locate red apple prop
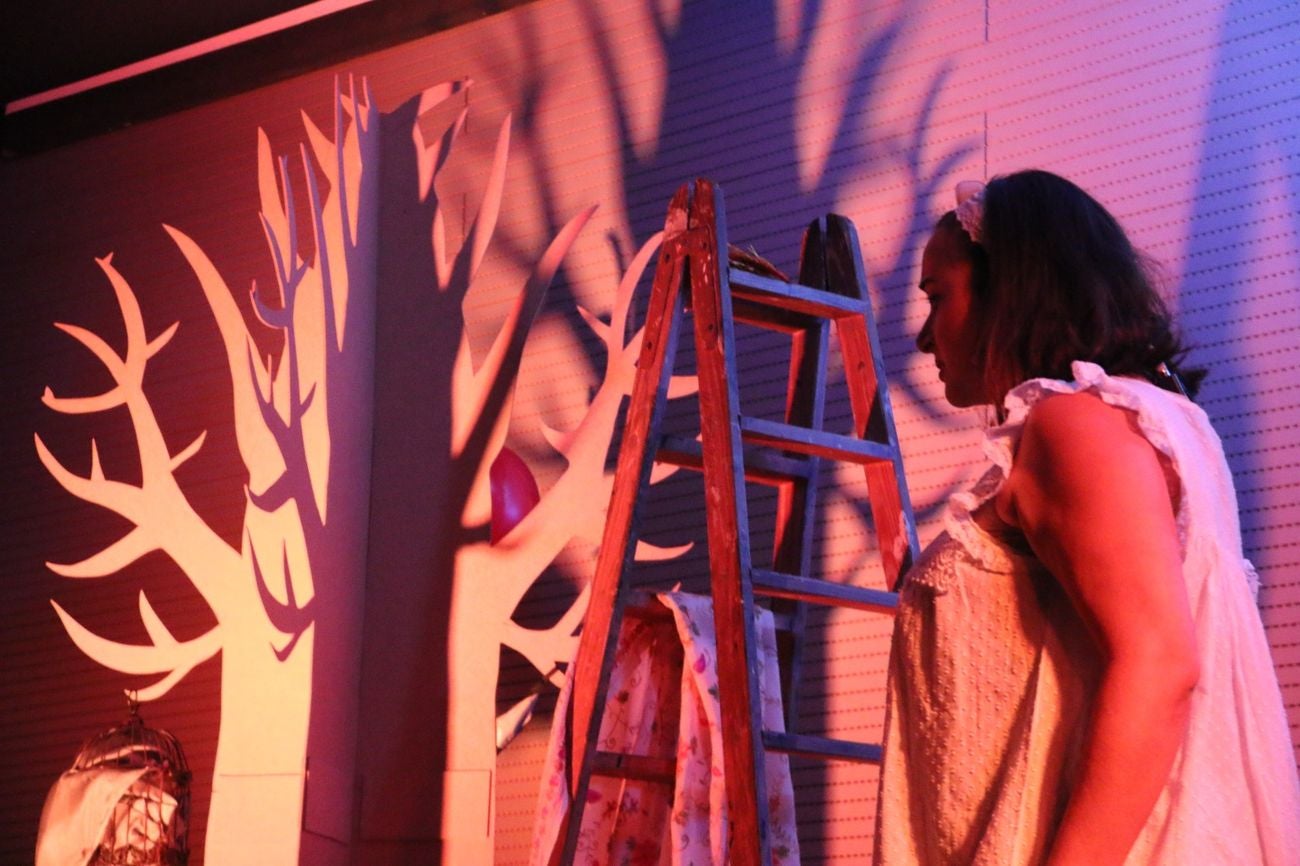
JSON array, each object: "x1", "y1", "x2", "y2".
[{"x1": 489, "y1": 446, "x2": 541, "y2": 543}]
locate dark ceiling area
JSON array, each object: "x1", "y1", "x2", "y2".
[{"x1": 2, "y1": 0, "x2": 538, "y2": 157}]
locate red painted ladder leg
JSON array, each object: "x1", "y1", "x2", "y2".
[{"x1": 559, "y1": 179, "x2": 918, "y2": 866}]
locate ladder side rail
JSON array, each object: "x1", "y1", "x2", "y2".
[
  {"x1": 688, "y1": 179, "x2": 772, "y2": 866},
  {"x1": 560, "y1": 199, "x2": 693, "y2": 865},
  {"x1": 826, "y1": 310, "x2": 916, "y2": 585},
  {"x1": 771, "y1": 216, "x2": 834, "y2": 731},
  {"x1": 771, "y1": 321, "x2": 827, "y2": 731},
  {"x1": 824, "y1": 215, "x2": 920, "y2": 587}
]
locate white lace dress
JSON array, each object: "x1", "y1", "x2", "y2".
[{"x1": 874, "y1": 361, "x2": 1300, "y2": 865}]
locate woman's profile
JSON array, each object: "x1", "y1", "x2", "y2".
[{"x1": 874, "y1": 170, "x2": 1300, "y2": 865}]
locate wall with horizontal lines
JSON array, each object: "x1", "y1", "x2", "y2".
[{"x1": 0, "y1": 1, "x2": 1295, "y2": 863}]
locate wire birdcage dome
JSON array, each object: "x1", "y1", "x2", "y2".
[{"x1": 72, "y1": 694, "x2": 190, "y2": 865}]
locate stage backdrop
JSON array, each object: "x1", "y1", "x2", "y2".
[{"x1": 1, "y1": 1, "x2": 1297, "y2": 863}]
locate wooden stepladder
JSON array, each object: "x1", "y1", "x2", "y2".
[{"x1": 560, "y1": 179, "x2": 919, "y2": 865}]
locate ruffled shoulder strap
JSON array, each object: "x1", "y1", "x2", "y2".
[
  {"x1": 946, "y1": 361, "x2": 1262, "y2": 607},
  {"x1": 973, "y1": 360, "x2": 1193, "y2": 546},
  {"x1": 941, "y1": 365, "x2": 1102, "y2": 570},
  {"x1": 991, "y1": 360, "x2": 1191, "y2": 471}
]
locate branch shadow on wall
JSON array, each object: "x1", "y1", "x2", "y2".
[{"x1": 482, "y1": 0, "x2": 975, "y2": 856}]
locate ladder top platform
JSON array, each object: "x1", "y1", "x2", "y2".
[{"x1": 728, "y1": 266, "x2": 871, "y2": 323}]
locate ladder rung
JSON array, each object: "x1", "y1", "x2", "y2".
[
  {"x1": 657, "y1": 434, "x2": 814, "y2": 483},
  {"x1": 624, "y1": 591, "x2": 675, "y2": 622},
  {"x1": 762, "y1": 731, "x2": 883, "y2": 764},
  {"x1": 752, "y1": 568, "x2": 898, "y2": 614},
  {"x1": 591, "y1": 751, "x2": 677, "y2": 783},
  {"x1": 771, "y1": 609, "x2": 796, "y2": 631},
  {"x1": 740, "y1": 416, "x2": 895, "y2": 464},
  {"x1": 730, "y1": 296, "x2": 820, "y2": 333},
  {"x1": 729, "y1": 267, "x2": 867, "y2": 321}
]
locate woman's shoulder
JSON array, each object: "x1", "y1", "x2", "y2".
[
  {"x1": 1019, "y1": 388, "x2": 1139, "y2": 449},
  {"x1": 1011, "y1": 389, "x2": 1155, "y2": 493}
]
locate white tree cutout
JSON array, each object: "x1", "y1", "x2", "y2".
[
  {"x1": 411, "y1": 80, "x2": 694, "y2": 859},
  {"x1": 37, "y1": 77, "x2": 379, "y2": 864},
  {"x1": 37, "y1": 254, "x2": 231, "y2": 699},
  {"x1": 36, "y1": 72, "x2": 696, "y2": 861}
]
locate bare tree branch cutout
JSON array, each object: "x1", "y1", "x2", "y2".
[{"x1": 35, "y1": 251, "x2": 243, "y2": 700}]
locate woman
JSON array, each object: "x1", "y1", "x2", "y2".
[{"x1": 874, "y1": 170, "x2": 1300, "y2": 865}]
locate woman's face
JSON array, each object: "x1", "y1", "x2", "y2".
[{"x1": 916, "y1": 227, "x2": 987, "y2": 407}]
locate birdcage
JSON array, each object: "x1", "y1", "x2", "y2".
[{"x1": 72, "y1": 695, "x2": 190, "y2": 865}]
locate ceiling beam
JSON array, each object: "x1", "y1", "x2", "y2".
[{"x1": 1, "y1": 0, "x2": 540, "y2": 157}]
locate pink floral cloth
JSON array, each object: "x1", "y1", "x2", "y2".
[{"x1": 530, "y1": 591, "x2": 800, "y2": 865}]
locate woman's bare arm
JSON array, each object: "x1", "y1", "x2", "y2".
[{"x1": 1003, "y1": 391, "x2": 1199, "y2": 866}]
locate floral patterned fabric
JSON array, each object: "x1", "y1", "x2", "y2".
[{"x1": 530, "y1": 591, "x2": 800, "y2": 865}]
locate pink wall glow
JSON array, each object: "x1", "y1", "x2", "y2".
[{"x1": 3, "y1": 2, "x2": 1298, "y2": 863}]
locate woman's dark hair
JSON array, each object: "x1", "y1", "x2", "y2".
[{"x1": 940, "y1": 169, "x2": 1203, "y2": 402}]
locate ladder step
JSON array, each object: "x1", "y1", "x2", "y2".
[
  {"x1": 591, "y1": 751, "x2": 677, "y2": 783},
  {"x1": 761, "y1": 731, "x2": 883, "y2": 764},
  {"x1": 624, "y1": 591, "x2": 675, "y2": 622},
  {"x1": 730, "y1": 297, "x2": 820, "y2": 333},
  {"x1": 752, "y1": 568, "x2": 898, "y2": 614},
  {"x1": 658, "y1": 434, "x2": 813, "y2": 483},
  {"x1": 728, "y1": 267, "x2": 868, "y2": 321},
  {"x1": 739, "y1": 416, "x2": 895, "y2": 465}
]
